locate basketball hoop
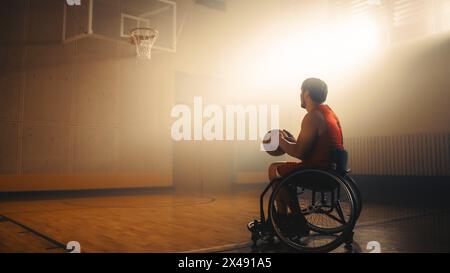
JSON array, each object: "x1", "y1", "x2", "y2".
[{"x1": 129, "y1": 27, "x2": 159, "y2": 60}]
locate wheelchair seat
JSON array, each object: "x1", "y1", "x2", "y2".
[
  {"x1": 289, "y1": 171, "x2": 340, "y2": 192},
  {"x1": 286, "y1": 148, "x2": 351, "y2": 192}
]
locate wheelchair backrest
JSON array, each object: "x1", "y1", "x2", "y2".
[{"x1": 330, "y1": 148, "x2": 348, "y2": 173}]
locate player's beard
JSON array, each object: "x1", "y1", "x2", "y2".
[{"x1": 300, "y1": 92, "x2": 306, "y2": 109}]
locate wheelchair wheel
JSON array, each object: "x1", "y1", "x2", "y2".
[
  {"x1": 304, "y1": 171, "x2": 362, "y2": 234},
  {"x1": 340, "y1": 173, "x2": 363, "y2": 221},
  {"x1": 268, "y1": 169, "x2": 358, "y2": 253}
]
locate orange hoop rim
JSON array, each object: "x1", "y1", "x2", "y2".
[{"x1": 129, "y1": 27, "x2": 159, "y2": 45}]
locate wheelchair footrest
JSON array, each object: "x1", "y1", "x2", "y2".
[{"x1": 248, "y1": 219, "x2": 275, "y2": 245}]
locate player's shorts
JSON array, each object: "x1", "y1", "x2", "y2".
[
  {"x1": 275, "y1": 161, "x2": 338, "y2": 191},
  {"x1": 276, "y1": 162, "x2": 302, "y2": 177}
]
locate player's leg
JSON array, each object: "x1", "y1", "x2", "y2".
[
  {"x1": 274, "y1": 162, "x2": 303, "y2": 214},
  {"x1": 268, "y1": 162, "x2": 289, "y2": 214},
  {"x1": 268, "y1": 162, "x2": 309, "y2": 237}
]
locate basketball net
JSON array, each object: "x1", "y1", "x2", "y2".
[{"x1": 130, "y1": 27, "x2": 159, "y2": 60}]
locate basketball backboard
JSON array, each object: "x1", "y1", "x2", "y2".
[{"x1": 63, "y1": 0, "x2": 177, "y2": 52}]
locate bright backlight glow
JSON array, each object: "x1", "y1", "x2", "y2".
[{"x1": 227, "y1": 17, "x2": 381, "y2": 89}]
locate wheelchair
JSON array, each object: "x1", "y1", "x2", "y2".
[{"x1": 247, "y1": 149, "x2": 362, "y2": 253}]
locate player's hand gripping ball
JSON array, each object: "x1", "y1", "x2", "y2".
[{"x1": 262, "y1": 129, "x2": 295, "y2": 156}]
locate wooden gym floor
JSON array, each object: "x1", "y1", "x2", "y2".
[{"x1": 0, "y1": 187, "x2": 449, "y2": 253}]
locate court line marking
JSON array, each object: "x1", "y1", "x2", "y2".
[
  {"x1": 0, "y1": 197, "x2": 216, "y2": 215},
  {"x1": 3, "y1": 207, "x2": 443, "y2": 253},
  {"x1": 183, "y1": 240, "x2": 363, "y2": 253},
  {"x1": 1, "y1": 202, "x2": 447, "y2": 253},
  {"x1": 0, "y1": 214, "x2": 68, "y2": 252},
  {"x1": 182, "y1": 241, "x2": 254, "y2": 253},
  {"x1": 184, "y1": 210, "x2": 449, "y2": 253},
  {"x1": 59, "y1": 197, "x2": 216, "y2": 209},
  {"x1": 356, "y1": 209, "x2": 450, "y2": 228}
]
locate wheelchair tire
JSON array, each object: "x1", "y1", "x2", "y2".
[
  {"x1": 306, "y1": 172, "x2": 362, "y2": 235},
  {"x1": 268, "y1": 169, "x2": 358, "y2": 253},
  {"x1": 340, "y1": 173, "x2": 363, "y2": 221}
]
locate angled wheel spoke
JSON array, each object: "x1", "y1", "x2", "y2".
[
  {"x1": 323, "y1": 212, "x2": 347, "y2": 225},
  {"x1": 334, "y1": 201, "x2": 347, "y2": 224}
]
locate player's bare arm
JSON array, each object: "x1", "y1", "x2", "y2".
[{"x1": 279, "y1": 112, "x2": 321, "y2": 160}]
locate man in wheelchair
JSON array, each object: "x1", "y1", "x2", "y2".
[{"x1": 268, "y1": 78, "x2": 345, "y2": 240}]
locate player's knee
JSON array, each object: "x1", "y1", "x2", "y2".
[
  {"x1": 268, "y1": 163, "x2": 279, "y2": 181},
  {"x1": 269, "y1": 162, "x2": 289, "y2": 181}
]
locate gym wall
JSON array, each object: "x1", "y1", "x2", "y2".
[{"x1": 0, "y1": 0, "x2": 174, "y2": 192}]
